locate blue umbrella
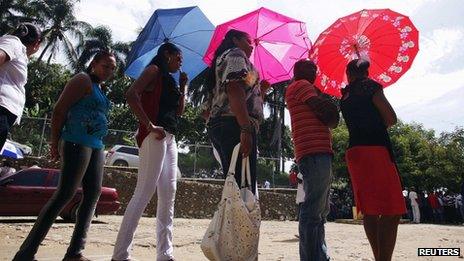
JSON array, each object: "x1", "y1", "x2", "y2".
[
  {"x1": 1, "y1": 140, "x2": 24, "y2": 159},
  {"x1": 125, "y1": 6, "x2": 214, "y2": 80}
]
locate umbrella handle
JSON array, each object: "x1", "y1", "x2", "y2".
[{"x1": 353, "y1": 44, "x2": 361, "y2": 59}]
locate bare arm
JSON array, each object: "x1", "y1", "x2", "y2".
[
  {"x1": 50, "y1": 73, "x2": 92, "y2": 158},
  {"x1": 372, "y1": 90, "x2": 397, "y2": 128},
  {"x1": 126, "y1": 65, "x2": 159, "y2": 127},
  {"x1": 260, "y1": 80, "x2": 271, "y2": 99},
  {"x1": 306, "y1": 96, "x2": 340, "y2": 129},
  {"x1": 176, "y1": 72, "x2": 188, "y2": 116},
  {"x1": 226, "y1": 81, "x2": 253, "y2": 157},
  {"x1": 226, "y1": 81, "x2": 251, "y2": 127},
  {"x1": 0, "y1": 49, "x2": 11, "y2": 67},
  {"x1": 126, "y1": 65, "x2": 166, "y2": 139}
]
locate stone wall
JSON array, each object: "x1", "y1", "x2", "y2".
[
  {"x1": 4, "y1": 157, "x2": 298, "y2": 220},
  {"x1": 104, "y1": 169, "x2": 298, "y2": 221}
]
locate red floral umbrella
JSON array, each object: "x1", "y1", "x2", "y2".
[{"x1": 310, "y1": 9, "x2": 419, "y2": 97}]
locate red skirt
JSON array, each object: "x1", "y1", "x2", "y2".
[{"x1": 346, "y1": 146, "x2": 406, "y2": 215}]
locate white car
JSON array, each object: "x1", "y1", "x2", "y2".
[
  {"x1": 105, "y1": 145, "x2": 182, "y2": 178},
  {"x1": 105, "y1": 145, "x2": 139, "y2": 167}
]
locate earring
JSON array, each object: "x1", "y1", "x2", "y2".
[{"x1": 167, "y1": 57, "x2": 171, "y2": 63}]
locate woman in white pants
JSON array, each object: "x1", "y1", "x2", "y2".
[{"x1": 112, "y1": 42, "x2": 187, "y2": 261}]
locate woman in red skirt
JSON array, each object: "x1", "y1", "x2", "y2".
[{"x1": 340, "y1": 59, "x2": 406, "y2": 261}]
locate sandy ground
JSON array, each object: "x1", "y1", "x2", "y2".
[{"x1": 1, "y1": 216, "x2": 463, "y2": 261}]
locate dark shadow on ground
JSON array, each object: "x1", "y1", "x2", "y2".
[
  {"x1": 273, "y1": 236, "x2": 299, "y2": 243},
  {"x1": 0, "y1": 218, "x2": 107, "y2": 224}
]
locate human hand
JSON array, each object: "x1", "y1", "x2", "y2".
[
  {"x1": 240, "y1": 131, "x2": 252, "y2": 157},
  {"x1": 179, "y1": 71, "x2": 188, "y2": 89},
  {"x1": 50, "y1": 142, "x2": 59, "y2": 161},
  {"x1": 260, "y1": 80, "x2": 272, "y2": 94},
  {"x1": 147, "y1": 123, "x2": 166, "y2": 140}
]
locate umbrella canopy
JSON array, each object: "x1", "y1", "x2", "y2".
[
  {"x1": 125, "y1": 6, "x2": 214, "y2": 79},
  {"x1": 310, "y1": 9, "x2": 419, "y2": 97},
  {"x1": 203, "y1": 7, "x2": 311, "y2": 84},
  {"x1": 1, "y1": 140, "x2": 24, "y2": 159}
]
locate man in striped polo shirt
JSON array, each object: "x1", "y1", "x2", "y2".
[{"x1": 285, "y1": 59, "x2": 339, "y2": 261}]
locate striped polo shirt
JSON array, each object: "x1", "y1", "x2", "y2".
[{"x1": 285, "y1": 79, "x2": 333, "y2": 162}]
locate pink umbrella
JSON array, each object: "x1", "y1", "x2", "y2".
[{"x1": 203, "y1": 7, "x2": 311, "y2": 84}]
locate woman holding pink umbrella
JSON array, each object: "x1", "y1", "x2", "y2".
[{"x1": 205, "y1": 29, "x2": 270, "y2": 194}]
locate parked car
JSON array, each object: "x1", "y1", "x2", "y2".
[
  {"x1": 105, "y1": 145, "x2": 139, "y2": 167},
  {"x1": 0, "y1": 168, "x2": 120, "y2": 222},
  {"x1": 105, "y1": 145, "x2": 182, "y2": 178}
]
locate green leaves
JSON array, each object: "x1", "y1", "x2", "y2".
[
  {"x1": 25, "y1": 59, "x2": 72, "y2": 116},
  {"x1": 389, "y1": 122, "x2": 463, "y2": 192}
]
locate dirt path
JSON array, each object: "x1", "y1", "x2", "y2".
[{"x1": 1, "y1": 216, "x2": 463, "y2": 260}]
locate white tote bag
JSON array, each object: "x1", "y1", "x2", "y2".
[{"x1": 201, "y1": 144, "x2": 261, "y2": 261}]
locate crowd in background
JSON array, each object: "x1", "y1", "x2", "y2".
[{"x1": 404, "y1": 188, "x2": 464, "y2": 225}]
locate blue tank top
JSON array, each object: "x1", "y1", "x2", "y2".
[{"x1": 61, "y1": 82, "x2": 110, "y2": 149}]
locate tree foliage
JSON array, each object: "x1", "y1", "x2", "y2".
[
  {"x1": 389, "y1": 123, "x2": 464, "y2": 192},
  {"x1": 176, "y1": 103, "x2": 209, "y2": 144},
  {"x1": 31, "y1": 0, "x2": 91, "y2": 64},
  {"x1": 75, "y1": 25, "x2": 131, "y2": 73},
  {"x1": 24, "y1": 59, "x2": 72, "y2": 116},
  {"x1": 0, "y1": 0, "x2": 33, "y2": 35}
]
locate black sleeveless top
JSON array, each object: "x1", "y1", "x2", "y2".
[
  {"x1": 157, "y1": 77, "x2": 181, "y2": 134},
  {"x1": 340, "y1": 78, "x2": 393, "y2": 153}
]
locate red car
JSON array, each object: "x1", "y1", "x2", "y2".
[{"x1": 0, "y1": 168, "x2": 120, "y2": 222}]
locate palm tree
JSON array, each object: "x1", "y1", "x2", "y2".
[
  {"x1": 0, "y1": 0, "x2": 33, "y2": 35},
  {"x1": 265, "y1": 81, "x2": 289, "y2": 173},
  {"x1": 75, "y1": 25, "x2": 131, "y2": 74},
  {"x1": 29, "y1": 0, "x2": 91, "y2": 64},
  {"x1": 187, "y1": 68, "x2": 210, "y2": 106}
]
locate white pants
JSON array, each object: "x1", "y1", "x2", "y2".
[
  {"x1": 412, "y1": 204, "x2": 420, "y2": 223},
  {"x1": 112, "y1": 133, "x2": 178, "y2": 261}
]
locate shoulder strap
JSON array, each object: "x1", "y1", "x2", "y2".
[
  {"x1": 227, "y1": 143, "x2": 252, "y2": 187},
  {"x1": 241, "y1": 156, "x2": 251, "y2": 188},
  {"x1": 227, "y1": 144, "x2": 241, "y2": 175}
]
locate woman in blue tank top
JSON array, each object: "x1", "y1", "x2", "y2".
[{"x1": 14, "y1": 50, "x2": 116, "y2": 261}]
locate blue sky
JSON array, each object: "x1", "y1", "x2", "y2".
[{"x1": 74, "y1": 0, "x2": 464, "y2": 134}]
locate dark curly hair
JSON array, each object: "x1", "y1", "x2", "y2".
[
  {"x1": 206, "y1": 29, "x2": 250, "y2": 93},
  {"x1": 346, "y1": 59, "x2": 370, "y2": 82},
  {"x1": 85, "y1": 50, "x2": 116, "y2": 84},
  {"x1": 12, "y1": 23, "x2": 42, "y2": 46},
  {"x1": 148, "y1": 42, "x2": 182, "y2": 91}
]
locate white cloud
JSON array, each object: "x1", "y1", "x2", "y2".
[
  {"x1": 395, "y1": 85, "x2": 464, "y2": 133},
  {"x1": 422, "y1": 28, "x2": 463, "y2": 71},
  {"x1": 385, "y1": 28, "x2": 464, "y2": 107},
  {"x1": 76, "y1": 0, "x2": 259, "y2": 42},
  {"x1": 143, "y1": 0, "x2": 259, "y2": 24},
  {"x1": 75, "y1": 0, "x2": 154, "y2": 41}
]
